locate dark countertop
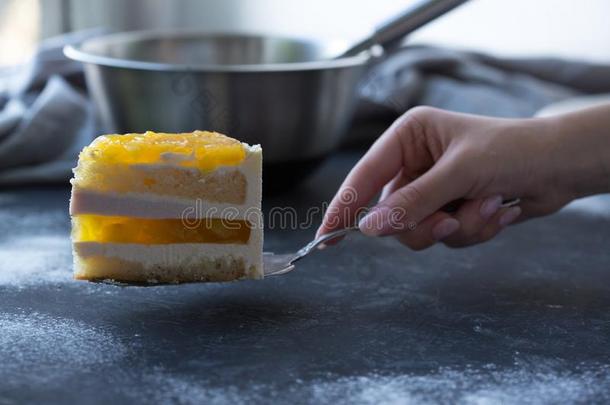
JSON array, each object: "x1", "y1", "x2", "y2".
[{"x1": 2, "y1": 151, "x2": 610, "y2": 404}]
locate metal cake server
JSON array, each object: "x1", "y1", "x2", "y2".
[
  {"x1": 263, "y1": 226, "x2": 360, "y2": 276},
  {"x1": 263, "y1": 198, "x2": 521, "y2": 276}
]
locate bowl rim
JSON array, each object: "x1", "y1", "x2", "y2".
[{"x1": 63, "y1": 29, "x2": 372, "y2": 73}]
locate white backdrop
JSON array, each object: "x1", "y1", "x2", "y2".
[
  {"x1": 228, "y1": 0, "x2": 610, "y2": 62},
  {"x1": 1, "y1": 0, "x2": 609, "y2": 66}
]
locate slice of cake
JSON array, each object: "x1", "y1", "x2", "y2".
[{"x1": 70, "y1": 130, "x2": 263, "y2": 283}]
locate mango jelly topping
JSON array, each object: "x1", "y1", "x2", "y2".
[
  {"x1": 73, "y1": 215, "x2": 251, "y2": 245},
  {"x1": 79, "y1": 131, "x2": 246, "y2": 171}
]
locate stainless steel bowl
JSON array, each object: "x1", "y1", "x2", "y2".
[{"x1": 65, "y1": 31, "x2": 370, "y2": 189}]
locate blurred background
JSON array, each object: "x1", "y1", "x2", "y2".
[
  {"x1": 1, "y1": 0, "x2": 609, "y2": 189},
  {"x1": 2, "y1": 0, "x2": 610, "y2": 68}
]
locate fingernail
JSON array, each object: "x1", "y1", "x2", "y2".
[
  {"x1": 480, "y1": 195, "x2": 503, "y2": 220},
  {"x1": 499, "y1": 206, "x2": 522, "y2": 227},
  {"x1": 358, "y1": 206, "x2": 391, "y2": 236},
  {"x1": 432, "y1": 218, "x2": 460, "y2": 241},
  {"x1": 317, "y1": 243, "x2": 327, "y2": 250}
]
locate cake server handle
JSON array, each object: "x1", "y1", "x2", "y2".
[
  {"x1": 293, "y1": 226, "x2": 361, "y2": 262},
  {"x1": 263, "y1": 226, "x2": 360, "y2": 277}
]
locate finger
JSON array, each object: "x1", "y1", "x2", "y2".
[
  {"x1": 358, "y1": 157, "x2": 465, "y2": 236},
  {"x1": 444, "y1": 205, "x2": 522, "y2": 248},
  {"x1": 498, "y1": 205, "x2": 523, "y2": 228},
  {"x1": 319, "y1": 170, "x2": 407, "y2": 249},
  {"x1": 320, "y1": 169, "x2": 406, "y2": 248},
  {"x1": 442, "y1": 196, "x2": 503, "y2": 246},
  {"x1": 380, "y1": 169, "x2": 409, "y2": 203},
  {"x1": 393, "y1": 211, "x2": 460, "y2": 251},
  {"x1": 316, "y1": 112, "x2": 424, "y2": 238}
]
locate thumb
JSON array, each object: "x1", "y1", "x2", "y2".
[{"x1": 358, "y1": 160, "x2": 464, "y2": 236}]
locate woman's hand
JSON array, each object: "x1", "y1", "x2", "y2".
[{"x1": 317, "y1": 105, "x2": 610, "y2": 250}]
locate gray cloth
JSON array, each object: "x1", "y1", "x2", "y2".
[
  {"x1": 1, "y1": 37, "x2": 610, "y2": 184},
  {"x1": 352, "y1": 46, "x2": 610, "y2": 141},
  {"x1": 0, "y1": 30, "x2": 100, "y2": 185}
]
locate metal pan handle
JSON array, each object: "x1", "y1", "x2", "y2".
[{"x1": 340, "y1": 0, "x2": 469, "y2": 58}]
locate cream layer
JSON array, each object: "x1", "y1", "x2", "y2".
[{"x1": 70, "y1": 188, "x2": 262, "y2": 222}]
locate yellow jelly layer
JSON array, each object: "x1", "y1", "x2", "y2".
[
  {"x1": 78, "y1": 131, "x2": 246, "y2": 172},
  {"x1": 73, "y1": 215, "x2": 251, "y2": 245}
]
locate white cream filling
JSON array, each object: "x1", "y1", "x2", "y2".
[{"x1": 70, "y1": 189, "x2": 263, "y2": 223}]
